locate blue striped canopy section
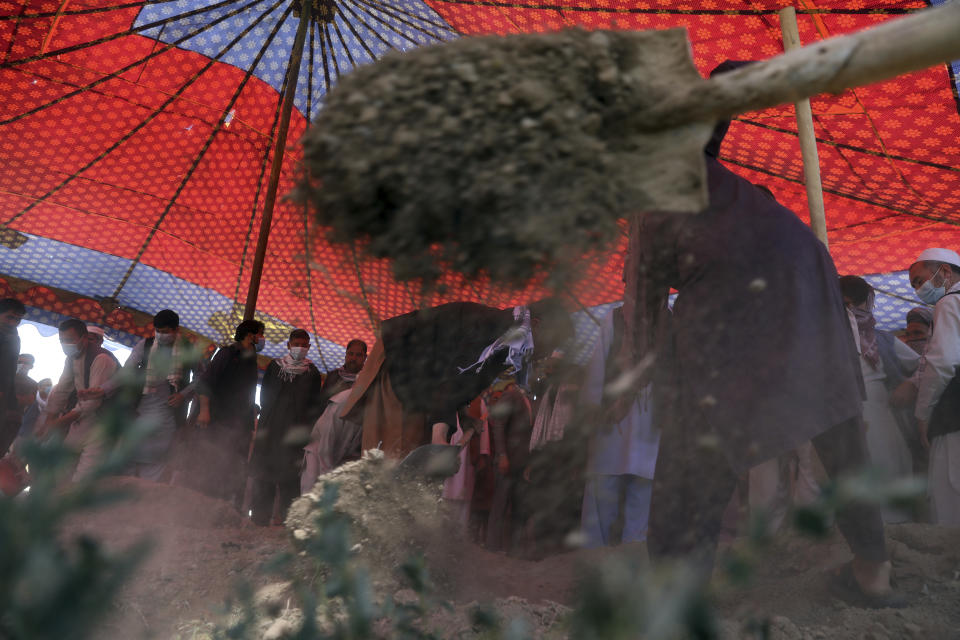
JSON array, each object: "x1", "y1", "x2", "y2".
[{"x1": 134, "y1": 0, "x2": 458, "y2": 121}]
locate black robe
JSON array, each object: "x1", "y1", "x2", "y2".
[
  {"x1": 252, "y1": 360, "x2": 324, "y2": 476},
  {"x1": 381, "y1": 302, "x2": 516, "y2": 426},
  {"x1": 636, "y1": 156, "x2": 862, "y2": 472}
]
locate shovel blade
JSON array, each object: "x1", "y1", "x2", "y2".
[{"x1": 394, "y1": 444, "x2": 463, "y2": 479}]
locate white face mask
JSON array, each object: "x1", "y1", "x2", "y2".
[
  {"x1": 16, "y1": 364, "x2": 29, "y2": 376},
  {"x1": 288, "y1": 346, "x2": 308, "y2": 361}
]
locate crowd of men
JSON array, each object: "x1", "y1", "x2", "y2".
[{"x1": 2, "y1": 119, "x2": 960, "y2": 608}]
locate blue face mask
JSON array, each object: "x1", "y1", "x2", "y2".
[
  {"x1": 916, "y1": 267, "x2": 946, "y2": 305},
  {"x1": 255, "y1": 336, "x2": 266, "y2": 353},
  {"x1": 61, "y1": 342, "x2": 81, "y2": 359}
]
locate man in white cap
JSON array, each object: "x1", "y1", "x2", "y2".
[{"x1": 908, "y1": 247, "x2": 960, "y2": 524}]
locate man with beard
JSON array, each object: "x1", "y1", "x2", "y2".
[
  {"x1": 907, "y1": 248, "x2": 960, "y2": 524},
  {"x1": 302, "y1": 339, "x2": 368, "y2": 489},
  {"x1": 317, "y1": 339, "x2": 367, "y2": 412}
]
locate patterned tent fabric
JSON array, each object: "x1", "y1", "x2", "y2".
[{"x1": 0, "y1": 0, "x2": 957, "y2": 369}]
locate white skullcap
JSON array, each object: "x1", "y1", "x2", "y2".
[
  {"x1": 913, "y1": 248, "x2": 960, "y2": 270},
  {"x1": 85, "y1": 324, "x2": 105, "y2": 336}
]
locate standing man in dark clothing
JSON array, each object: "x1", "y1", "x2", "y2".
[
  {"x1": 192, "y1": 319, "x2": 264, "y2": 506},
  {"x1": 0, "y1": 298, "x2": 25, "y2": 455},
  {"x1": 626, "y1": 74, "x2": 896, "y2": 602},
  {"x1": 14, "y1": 354, "x2": 38, "y2": 418},
  {"x1": 317, "y1": 339, "x2": 367, "y2": 412},
  {"x1": 250, "y1": 329, "x2": 323, "y2": 526}
]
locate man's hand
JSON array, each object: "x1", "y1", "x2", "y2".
[
  {"x1": 889, "y1": 381, "x2": 918, "y2": 409},
  {"x1": 36, "y1": 411, "x2": 75, "y2": 439},
  {"x1": 167, "y1": 392, "x2": 184, "y2": 408},
  {"x1": 917, "y1": 419, "x2": 930, "y2": 450},
  {"x1": 77, "y1": 387, "x2": 104, "y2": 400},
  {"x1": 196, "y1": 406, "x2": 211, "y2": 429}
]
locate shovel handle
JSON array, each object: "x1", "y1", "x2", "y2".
[{"x1": 651, "y1": 0, "x2": 960, "y2": 127}]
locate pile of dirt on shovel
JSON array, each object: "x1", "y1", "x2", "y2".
[{"x1": 54, "y1": 464, "x2": 960, "y2": 639}]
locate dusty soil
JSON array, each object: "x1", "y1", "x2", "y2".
[{"x1": 63, "y1": 466, "x2": 960, "y2": 639}]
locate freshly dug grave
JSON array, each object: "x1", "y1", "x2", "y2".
[{"x1": 60, "y1": 468, "x2": 960, "y2": 639}]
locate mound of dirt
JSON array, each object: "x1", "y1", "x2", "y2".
[
  {"x1": 288, "y1": 450, "x2": 463, "y2": 592},
  {"x1": 58, "y1": 471, "x2": 960, "y2": 639}
]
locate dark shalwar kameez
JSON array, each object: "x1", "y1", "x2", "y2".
[
  {"x1": 250, "y1": 359, "x2": 323, "y2": 525},
  {"x1": 189, "y1": 343, "x2": 258, "y2": 506},
  {"x1": 634, "y1": 150, "x2": 885, "y2": 566},
  {"x1": 0, "y1": 330, "x2": 20, "y2": 455}
]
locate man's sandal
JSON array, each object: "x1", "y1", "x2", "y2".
[{"x1": 827, "y1": 562, "x2": 909, "y2": 609}]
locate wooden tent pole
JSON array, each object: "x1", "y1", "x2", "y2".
[
  {"x1": 243, "y1": 1, "x2": 313, "y2": 321},
  {"x1": 779, "y1": 6, "x2": 829, "y2": 248}
]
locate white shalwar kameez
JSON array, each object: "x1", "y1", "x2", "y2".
[
  {"x1": 45, "y1": 350, "x2": 119, "y2": 480},
  {"x1": 860, "y1": 337, "x2": 919, "y2": 523},
  {"x1": 916, "y1": 281, "x2": 960, "y2": 525},
  {"x1": 579, "y1": 308, "x2": 660, "y2": 547}
]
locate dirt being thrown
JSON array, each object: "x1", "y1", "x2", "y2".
[{"x1": 295, "y1": 28, "x2": 712, "y2": 291}]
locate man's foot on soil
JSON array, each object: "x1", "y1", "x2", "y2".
[{"x1": 829, "y1": 561, "x2": 909, "y2": 609}]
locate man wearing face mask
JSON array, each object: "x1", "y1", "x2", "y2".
[
  {"x1": 890, "y1": 307, "x2": 934, "y2": 412},
  {"x1": 900, "y1": 307, "x2": 933, "y2": 355},
  {"x1": 96, "y1": 310, "x2": 198, "y2": 481},
  {"x1": 908, "y1": 248, "x2": 960, "y2": 524},
  {"x1": 839, "y1": 276, "x2": 920, "y2": 523},
  {"x1": 40, "y1": 318, "x2": 119, "y2": 479},
  {"x1": 0, "y1": 298, "x2": 25, "y2": 456},
  {"x1": 249, "y1": 329, "x2": 323, "y2": 525},
  {"x1": 190, "y1": 319, "x2": 264, "y2": 506}
]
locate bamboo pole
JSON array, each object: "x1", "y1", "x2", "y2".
[
  {"x1": 243, "y1": 1, "x2": 313, "y2": 321},
  {"x1": 651, "y1": 0, "x2": 960, "y2": 130},
  {"x1": 779, "y1": 6, "x2": 829, "y2": 248}
]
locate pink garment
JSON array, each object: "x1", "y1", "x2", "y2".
[{"x1": 443, "y1": 416, "x2": 475, "y2": 503}]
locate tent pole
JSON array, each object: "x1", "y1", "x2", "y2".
[
  {"x1": 243, "y1": 1, "x2": 313, "y2": 321},
  {"x1": 779, "y1": 6, "x2": 829, "y2": 248}
]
